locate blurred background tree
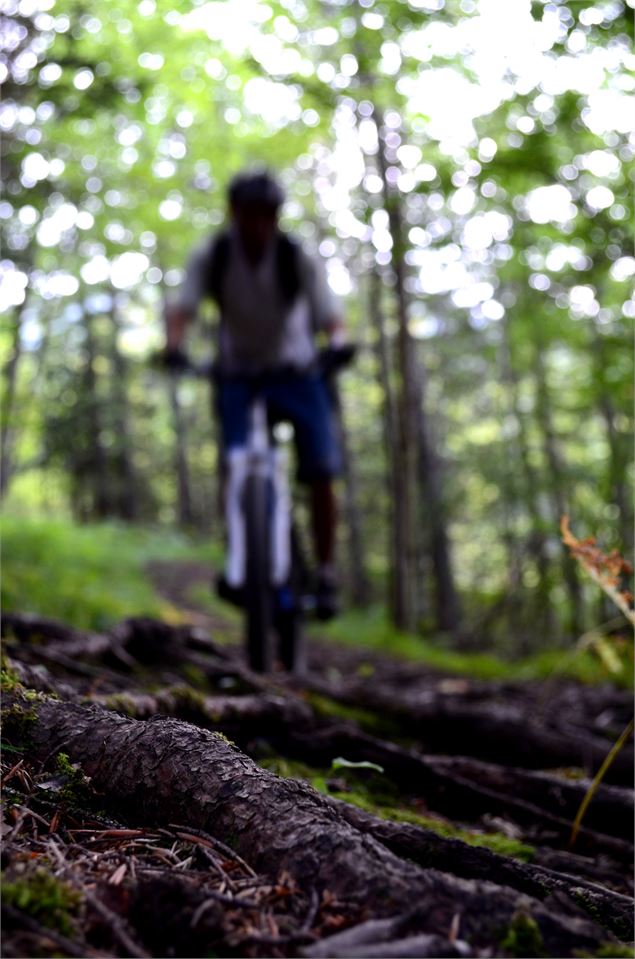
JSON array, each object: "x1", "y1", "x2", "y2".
[{"x1": 1, "y1": 0, "x2": 633, "y2": 652}]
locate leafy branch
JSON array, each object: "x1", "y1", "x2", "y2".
[{"x1": 561, "y1": 516, "x2": 634, "y2": 626}]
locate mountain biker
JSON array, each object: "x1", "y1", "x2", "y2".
[{"x1": 165, "y1": 169, "x2": 346, "y2": 619}]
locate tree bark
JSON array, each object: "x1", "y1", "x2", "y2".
[
  {"x1": 369, "y1": 266, "x2": 409, "y2": 625},
  {"x1": 0, "y1": 299, "x2": 27, "y2": 498},
  {"x1": 2, "y1": 691, "x2": 620, "y2": 956},
  {"x1": 333, "y1": 382, "x2": 371, "y2": 608},
  {"x1": 373, "y1": 109, "x2": 459, "y2": 633},
  {"x1": 326, "y1": 796, "x2": 633, "y2": 941},
  {"x1": 531, "y1": 342, "x2": 584, "y2": 635},
  {"x1": 500, "y1": 313, "x2": 554, "y2": 638},
  {"x1": 109, "y1": 297, "x2": 138, "y2": 521}
]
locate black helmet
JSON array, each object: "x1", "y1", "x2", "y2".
[{"x1": 228, "y1": 170, "x2": 284, "y2": 211}]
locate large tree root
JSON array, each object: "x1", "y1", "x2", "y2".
[
  {"x1": 304, "y1": 674, "x2": 634, "y2": 783},
  {"x1": 2, "y1": 690, "x2": 623, "y2": 957},
  {"x1": 278, "y1": 721, "x2": 634, "y2": 862},
  {"x1": 325, "y1": 795, "x2": 634, "y2": 940}
]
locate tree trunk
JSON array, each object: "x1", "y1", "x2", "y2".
[
  {"x1": 531, "y1": 343, "x2": 584, "y2": 635},
  {"x1": 369, "y1": 267, "x2": 410, "y2": 626},
  {"x1": 0, "y1": 300, "x2": 26, "y2": 498},
  {"x1": 373, "y1": 109, "x2": 459, "y2": 632},
  {"x1": 412, "y1": 392, "x2": 460, "y2": 631},
  {"x1": 83, "y1": 310, "x2": 111, "y2": 519},
  {"x1": 371, "y1": 118, "x2": 420, "y2": 632},
  {"x1": 335, "y1": 398, "x2": 371, "y2": 607},
  {"x1": 500, "y1": 315, "x2": 554, "y2": 639},
  {"x1": 109, "y1": 298, "x2": 138, "y2": 521},
  {"x1": 592, "y1": 327, "x2": 632, "y2": 554},
  {"x1": 168, "y1": 372, "x2": 194, "y2": 527}
]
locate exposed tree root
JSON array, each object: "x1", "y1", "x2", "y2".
[{"x1": 2, "y1": 689, "x2": 624, "y2": 957}]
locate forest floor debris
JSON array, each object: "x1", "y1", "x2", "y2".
[{"x1": 1, "y1": 603, "x2": 633, "y2": 958}]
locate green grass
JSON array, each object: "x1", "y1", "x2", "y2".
[
  {"x1": 316, "y1": 606, "x2": 633, "y2": 687},
  {"x1": 2, "y1": 515, "x2": 631, "y2": 689},
  {"x1": 1, "y1": 514, "x2": 219, "y2": 631}
]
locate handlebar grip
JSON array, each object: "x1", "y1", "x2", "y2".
[{"x1": 164, "y1": 347, "x2": 189, "y2": 371}]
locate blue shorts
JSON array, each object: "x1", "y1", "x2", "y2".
[{"x1": 216, "y1": 372, "x2": 343, "y2": 483}]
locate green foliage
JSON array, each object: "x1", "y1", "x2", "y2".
[
  {"x1": 330, "y1": 757, "x2": 385, "y2": 775},
  {"x1": 501, "y1": 911, "x2": 546, "y2": 958},
  {"x1": 574, "y1": 946, "x2": 635, "y2": 959},
  {"x1": 2, "y1": 868, "x2": 81, "y2": 937},
  {"x1": 318, "y1": 608, "x2": 633, "y2": 687},
  {"x1": 54, "y1": 751, "x2": 92, "y2": 804},
  {"x1": 0, "y1": 514, "x2": 216, "y2": 630},
  {"x1": 2, "y1": 0, "x2": 633, "y2": 651}
]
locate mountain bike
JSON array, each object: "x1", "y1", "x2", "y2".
[{"x1": 166, "y1": 346, "x2": 354, "y2": 674}]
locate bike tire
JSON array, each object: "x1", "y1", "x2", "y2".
[
  {"x1": 277, "y1": 608, "x2": 306, "y2": 675},
  {"x1": 276, "y1": 525, "x2": 307, "y2": 674},
  {"x1": 244, "y1": 472, "x2": 273, "y2": 672}
]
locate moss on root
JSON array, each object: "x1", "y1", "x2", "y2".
[
  {"x1": 304, "y1": 691, "x2": 404, "y2": 738},
  {"x1": 2, "y1": 867, "x2": 81, "y2": 936},
  {"x1": 574, "y1": 946, "x2": 635, "y2": 958},
  {"x1": 500, "y1": 910, "x2": 546, "y2": 957},
  {"x1": 260, "y1": 755, "x2": 534, "y2": 861}
]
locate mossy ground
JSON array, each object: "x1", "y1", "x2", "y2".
[
  {"x1": 317, "y1": 606, "x2": 634, "y2": 688},
  {"x1": 260, "y1": 755, "x2": 534, "y2": 862},
  {"x1": 500, "y1": 910, "x2": 546, "y2": 957},
  {"x1": 2, "y1": 867, "x2": 81, "y2": 937}
]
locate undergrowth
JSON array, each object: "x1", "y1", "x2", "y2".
[
  {"x1": 1, "y1": 514, "x2": 220, "y2": 631},
  {"x1": 316, "y1": 606, "x2": 633, "y2": 687},
  {"x1": 2, "y1": 515, "x2": 632, "y2": 688}
]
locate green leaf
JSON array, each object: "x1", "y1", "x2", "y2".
[{"x1": 330, "y1": 757, "x2": 385, "y2": 775}]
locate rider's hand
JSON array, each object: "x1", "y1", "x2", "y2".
[{"x1": 163, "y1": 346, "x2": 188, "y2": 371}]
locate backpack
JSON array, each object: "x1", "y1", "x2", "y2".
[{"x1": 204, "y1": 230, "x2": 304, "y2": 312}]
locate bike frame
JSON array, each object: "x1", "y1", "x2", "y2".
[{"x1": 224, "y1": 392, "x2": 292, "y2": 593}]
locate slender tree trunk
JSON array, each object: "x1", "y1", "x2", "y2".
[
  {"x1": 592, "y1": 329, "x2": 631, "y2": 552},
  {"x1": 412, "y1": 388, "x2": 460, "y2": 631},
  {"x1": 336, "y1": 398, "x2": 371, "y2": 607},
  {"x1": 110, "y1": 298, "x2": 138, "y2": 521},
  {"x1": 168, "y1": 372, "x2": 194, "y2": 527},
  {"x1": 0, "y1": 301, "x2": 26, "y2": 498},
  {"x1": 531, "y1": 343, "x2": 583, "y2": 635},
  {"x1": 373, "y1": 109, "x2": 459, "y2": 632},
  {"x1": 500, "y1": 316, "x2": 554, "y2": 639},
  {"x1": 372, "y1": 117, "x2": 419, "y2": 631},
  {"x1": 369, "y1": 267, "x2": 410, "y2": 625},
  {"x1": 83, "y1": 311, "x2": 110, "y2": 519}
]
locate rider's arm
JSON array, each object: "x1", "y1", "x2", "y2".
[
  {"x1": 300, "y1": 249, "x2": 346, "y2": 345},
  {"x1": 164, "y1": 243, "x2": 211, "y2": 351},
  {"x1": 165, "y1": 304, "x2": 194, "y2": 351}
]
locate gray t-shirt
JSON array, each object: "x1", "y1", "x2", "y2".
[{"x1": 178, "y1": 229, "x2": 339, "y2": 373}]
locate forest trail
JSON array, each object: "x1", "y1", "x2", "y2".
[{"x1": 2, "y1": 592, "x2": 633, "y2": 958}]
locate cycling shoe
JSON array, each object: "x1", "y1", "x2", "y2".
[
  {"x1": 315, "y1": 572, "x2": 340, "y2": 621},
  {"x1": 216, "y1": 574, "x2": 244, "y2": 608}
]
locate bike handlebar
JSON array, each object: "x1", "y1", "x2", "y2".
[{"x1": 161, "y1": 344, "x2": 357, "y2": 381}]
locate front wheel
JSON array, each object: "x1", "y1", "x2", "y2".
[
  {"x1": 244, "y1": 473, "x2": 273, "y2": 672},
  {"x1": 276, "y1": 606, "x2": 306, "y2": 676}
]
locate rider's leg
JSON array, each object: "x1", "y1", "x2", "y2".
[
  {"x1": 215, "y1": 378, "x2": 251, "y2": 597},
  {"x1": 310, "y1": 477, "x2": 337, "y2": 570},
  {"x1": 267, "y1": 374, "x2": 343, "y2": 619}
]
